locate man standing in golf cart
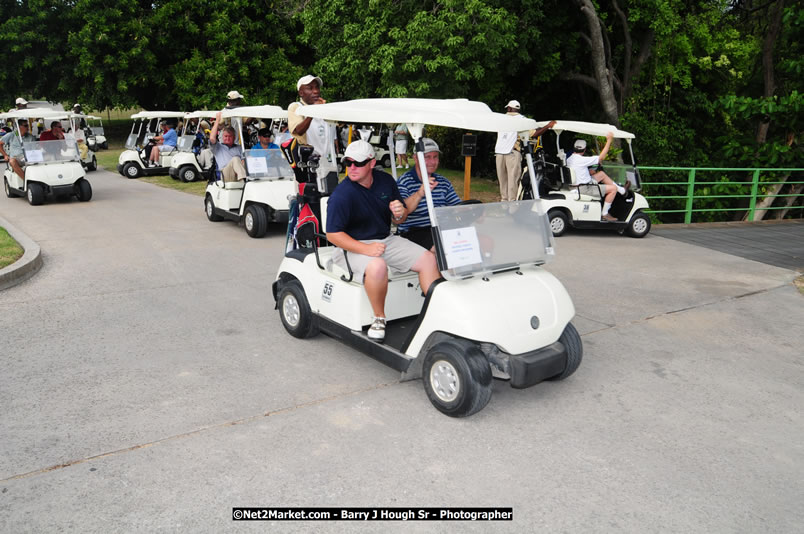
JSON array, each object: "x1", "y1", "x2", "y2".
[
  {"x1": 288, "y1": 75, "x2": 336, "y2": 169},
  {"x1": 567, "y1": 132, "x2": 628, "y2": 222},
  {"x1": 326, "y1": 140, "x2": 440, "y2": 343},
  {"x1": 397, "y1": 138, "x2": 461, "y2": 250},
  {"x1": 0, "y1": 119, "x2": 34, "y2": 181},
  {"x1": 208, "y1": 110, "x2": 246, "y2": 182},
  {"x1": 7, "y1": 97, "x2": 27, "y2": 112},
  {"x1": 224, "y1": 90, "x2": 244, "y2": 109},
  {"x1": 495, "y1": 100, "x2": 555, "y2": 201},
  {"x1": 146, "y1": 119, "x2": 178, "y2": 167}
]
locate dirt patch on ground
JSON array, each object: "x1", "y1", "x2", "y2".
[{"x1": 795, "y1": 275, "x2": 804, "y2": 295}]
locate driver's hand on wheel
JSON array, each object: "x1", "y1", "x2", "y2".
[{"x1": 364, "y1": 242, "x2": 386, "y2": 257}]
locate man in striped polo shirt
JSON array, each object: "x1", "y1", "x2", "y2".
[{"x1": 397, "y1": 138, "x2": 461, "y2": 250}]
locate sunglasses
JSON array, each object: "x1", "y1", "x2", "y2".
[{"x1": 344, "y1": 158, "x2": 371, "y2": 168}]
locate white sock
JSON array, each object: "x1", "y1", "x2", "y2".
[
  {"x1": 602, "y1": 202, "x2": 612, "y2": 215},
  {"x1": 617, "y1": 186, "x2": 625, "y2": 195}
]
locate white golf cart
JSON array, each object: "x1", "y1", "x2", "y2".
[
  {"x1": 168, "y1": 110, "x2": 217, "y2": 183},
  {"x1": 84, "y1": 115, "x2": 108, "y2": 150},
  {"x1": 204, "y1": 105, "x2": 296, "y2": 238},
  {"x1": 336, "y1": 123, "x2": 394, "y2": 172},
  {"x1": 519, "y1": 121, "x2": 651, "y2": 238},
  {"x1": 273, "y1": 98, "x2": 582, "y2": 417},
  {"x1": 65, "y1": 112, "x2": 98, "y2": 171},
  {"x1": 2, "y1": 109, "x2": 92, "y2": 205},
  {"x1": 117, "y1": 111, "x2": 185, "y2": 179}
]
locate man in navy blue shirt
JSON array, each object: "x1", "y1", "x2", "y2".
[{"x1": 327, "y1": 140, "x2": 440, "y2": 342}]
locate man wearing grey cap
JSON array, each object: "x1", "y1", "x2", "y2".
[{"x1": 494, "y1": 100, "x2": 555, "y2": 201}]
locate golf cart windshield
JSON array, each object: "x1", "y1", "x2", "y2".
[
  {"x1": 177, "y1": 135, "x2": 195, "y2": 152},
  {"x1": 243, "y1": 148, "x2": 294, "y2": 179},
  {"x1": 435, "y1": 200, "x2": 553, "y2": 279},
  {"x1": 23, "y1": 140, "x2": 80, "y2": 164}
]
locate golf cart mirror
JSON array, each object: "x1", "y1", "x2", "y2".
[{"x1": 433, "y1": 199, "x2": 555, "y2": 280}]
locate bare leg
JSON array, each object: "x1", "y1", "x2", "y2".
[
  {"x1": 604, "y1": 184, "x2": 616, "y2": 203},
  {"x1": 10, "y1": 158, "x2": 25, "y2": 180},
  {"x1": 363, "y1": 258, "x2": 389, "y2": 317},
  {"x1": 410, "y1": 250, "x2": 440, "y2": 295}
]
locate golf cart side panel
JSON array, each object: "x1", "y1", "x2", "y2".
[
  {"x1": 404, "y1": 266, "x2": 575, "y2": 358},
  {"x1": 240, "y1": 179, "x2": 297, "y2": 216},
  {"x1": 118, "y1": 149, "x2": 141, "y2": 166},
  {"x1": 25, "y1": 161, "x2": 85, "y2": 185},
  {"x1": 208, "y1": 183, "x2": 244, "y2": 211}
]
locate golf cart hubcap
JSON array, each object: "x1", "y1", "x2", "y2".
[
  {"x1": 127, "y1": 166, "x2": 137, "y2": 176},
  {"x1": 27, "y1": 188, "x2": 32, "y2": 201},
  {"x1": 183, "y1": 170, "x2": 194, "y2": 180},
  {"x1": 430, "y1": 360, "x2": 460, "y2": 402},
  {"x1": 550, "y1": 217, "x2": 564, "y2": 232},
  {"x1": 206, "y1": 200, "x2": 213, "y2": 216},
  {"x1": 283, "y1": 295, "x2": 300, "y2": 327},
  {"x1": 245, "y1": 212, "x2": 254, "y2": 231},
  {"x1": 633, "y1": 218, "x2": 648, "y2": 233}
]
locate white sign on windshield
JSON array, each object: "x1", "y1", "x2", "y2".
[
  {"x1": 441, "y1": 226, "x2": 482, "y2": 269},
  {"x1": 26, "y1": 150, "x2": 44, "y2": 163},
  {"x1": 246, "y1": 156, "x2": 268, "y2": 175}
]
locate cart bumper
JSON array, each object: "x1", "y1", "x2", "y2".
[
  {"x1": 509, "y1": 341, "x2": 566, "y2": 388},
  {"x1": 168, "y1": 167, "x2": 179, "y2": 179}
]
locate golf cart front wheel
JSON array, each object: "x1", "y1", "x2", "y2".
[
  {"x1": 548, "y1": 210, "x2": 569, "y2": 237},
  {"x1": 549, "y1": 323, "x2": 583, "y2": 381},
  {"x1": 205, "y1": 195, "x2": 223, "y2": 222},
  {"x1": 244, "y1": 204, "x2": 268, "y2": 238},
  {"x1": 122, "y1": 163, "x2": 140, "y2": 179},
  {"x1": 627, "y1": 212, "x2": 651, "y2": 238},
  {"x1": 278, "y1": 280, "x2": 319, "y2": 339},
  {"x1": 422, "y1": 340, "x2": 492, "y2": 418},
  {"x1": 74, "y1": 178, "x2": 92, "y2": 202},
  {"x1": 26, "y1": 182, "x2": 44, "y2": 205},
  {"x1": 87, "y1": 156, "x2": 97, "y2": 171}
]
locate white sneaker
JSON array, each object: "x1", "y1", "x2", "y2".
[
  {"x1": 368, "y1": 317, "x2": 386, "y2": 342},
  {"x1": 405, "y1": 165, "x2": 409, "y2": 168},
  {"x1": 396, "y1": 165, "x2": 402, "y2": 168}
]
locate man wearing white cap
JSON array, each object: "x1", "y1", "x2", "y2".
[
  {"x1": 288, "y1": 75, "x2": 335, "y2": 167},
  {"x1": 567, "y1": 132, "x2": 628, "y2": 221},
  {"x1": 326, "y1": 140, "x2": 440, "y2": 342},
  {"x1": 225, "y1": 90, "x2": 244, "y2": 109},
  {"x1": 494, "y1": 100, "x2": 555, "y2": 201},
  {"x1": 7, "y1": 97, "x2": 27, "y2": 112}
]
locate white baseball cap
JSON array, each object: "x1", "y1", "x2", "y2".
[
  {"x1": 343, "y1": 140, "x2": 375, "y2": 162},
  {"x1": 226, "y1": 90, "x2": 244, "y2": 100},
  {"x1": 506, "y1": 100, "x2": 521, "y2": 110},
  {"x1": 421, "y1": 138, "x2": 440, "y2": 153},
  {"x1": 573, "y1": 139, "x2": 587, "y2": 151},
  {"x1": 297, "y1": 75, "x2": 323, "y2": 90},
  {"x1": 15, "y1": 97, "x2": 28, "y2": 105}
]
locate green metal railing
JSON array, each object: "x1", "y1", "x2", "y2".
[{"x1": 604, "y1": 165, "x2": 804, "y2": 224}]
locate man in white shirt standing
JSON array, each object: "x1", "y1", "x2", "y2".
[
  {"x1": 566, "y1": 132, "x2": 628, "y2": 221},
  {"x1": 287, "y1": 75, "x2": 336, "y2": 177},
  {"x1": 495, "y1": 100, "x2": 554, "y2": 201}
]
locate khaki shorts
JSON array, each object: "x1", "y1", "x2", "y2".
[
  {"x1": 333, "y1": 235, "x2": 427, "y2": 282},
  {"x1": 578, "y1": 183, "x2": 604, "y2": 198}
]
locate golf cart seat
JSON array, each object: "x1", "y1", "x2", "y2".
[{"x1": 565, "y1": 167, "x2": 600, "y2": 201}]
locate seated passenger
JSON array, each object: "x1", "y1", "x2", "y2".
[
  {"x1": 566, "y1": 132, "x2": 628, "y2": 221},
  {"x1": 396, "y1": 138, "x2": 461, "y2": 250},
  {"x1": 38, "y1": 121, "x2": 66, "y2": 141},
  {"x1": 251, "y1": 128, "x2": 279, "y2": 153},
  {"x1": 0, "y1": 119, "x2": 34, "y2": 180},
  {"x1": 326, "y1": 140, "x2": 441, "y2": 343},
  {"x1": 208, "y1": 111, "x2": 246, "y2": 182},
  {"x1": 147, "y1": 120, "x2": 178, "y2": 167}
]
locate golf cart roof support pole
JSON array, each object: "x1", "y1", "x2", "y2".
[
  {"x1": 627, "y1": 139, "x2": 637, "y2": 167},
  {"x1": 407, "y1": 124, "x2": 437, "y2": 227},
  {"x1": 388, "y1": 123, "x2": 397, "y2": 180},
  {"x1": 326, "y1": 122, "x2": 339, "y2": 191}
]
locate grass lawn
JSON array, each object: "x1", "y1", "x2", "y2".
[{"x1": 0, "y1": 227, "x2": 24, "y2": 269}]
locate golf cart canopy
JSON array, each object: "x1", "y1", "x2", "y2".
[
  {"x1": 130, "y1": 111, "x2": 186, "y2": 120},
  {"x1": 183, "y1": 110, "x2": 218, "y2": 120},
  {"x1": 5, "y1": 108, "x2": 69, "y2": 121},
  {"x1": 220, "y1": 105, "x2": 287, "y2": 120},
  {"x1": 297, "y1": 98, "x2": 538, "y2": 134},
  {"x1": 536, "y1": 120, "x2": 635, "y2": 140}
]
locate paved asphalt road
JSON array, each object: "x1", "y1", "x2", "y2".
[{"x1": 1, "y1": 168, "x2": 802, "y2": 532}]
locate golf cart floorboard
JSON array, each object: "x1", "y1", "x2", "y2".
[
  {"x1": 317, "y1": 315, "x2": 415, "y2": 373},
  {"x1": 573, "y1": 220, "x2": 628, "y2": 230}
]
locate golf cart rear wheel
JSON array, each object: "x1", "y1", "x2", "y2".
[
  {"x1": 122, "y1": 163, "x2": 140, "y2": 179},
  {"x1": 278, "y1": 280, "x2": 319, "y2": 339},
  {"x1": 627, "y1": 212, "x2": 651, "y2": 238},
  {"x1": 422, "y1": 340, "x2": 492, "y2": 418},
  {"x1": 244, "y1": 204, "x2": 268, "y2": 238},
  {"x1": 549, "y1": 323, "x2": 583, "y2": 381},
  {"x1": 87, "y1": 156, "x2": 97, "y2": 171},
  {"x1": 180, "y1": 165, "x2": 198, "y2": 183},
  {"x1": 74, "y1": 178, "x2": 92, "y2": 202},
  {"x1": 205, "y1": 195, "x2": 223, "y2": 222},
  {"x1": 26, "y1": 182, "x2": 44, "y2": 205},
  {"x1": 381, "y1": 155, "x2": 391, "y2": 168},
  {"x1": 548, "y1": 210, "x2": 568, "y2": 237},
  {"x1": 4, "y1": 177, "x2": 19, "y2": 198}
]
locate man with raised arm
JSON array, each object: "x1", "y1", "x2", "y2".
[{"x1": 567, "y1": 132, "x2": 628, "y2": 221}]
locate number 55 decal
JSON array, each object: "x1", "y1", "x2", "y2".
[{"x1": 321, "y1": 282, "x2": 334, "y2": 302}]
